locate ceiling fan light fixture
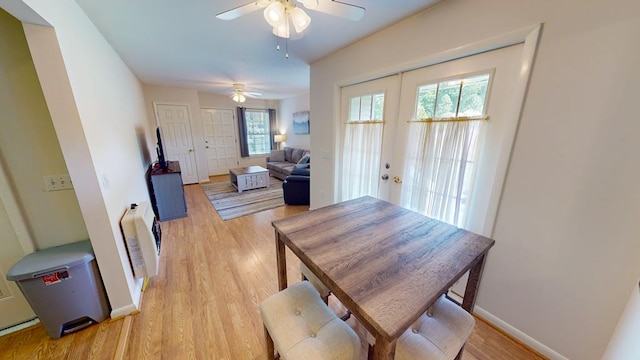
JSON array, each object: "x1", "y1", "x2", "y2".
[
  {"x1": 272, "y1": 22, "x2": 290, "y2": 39},
  {"x1": 289, "y1": 7, "x2": 311, "y2": 33},
  {"x1": 264, "y1": 1, "x2": 285, "y2": 27},
  {"x1": 301, "y1": 0, "x2": 319, "y2": 10},
  {"x1": 232, "y1": 92, "x2": 246, "y2": 103}
]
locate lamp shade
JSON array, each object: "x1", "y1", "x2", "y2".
[
  {"x1": 232, "y1": 92, "x2": 246, "y2": 103},
  {"x1": 272, "y1": 16, "x2": 290, "y2": 38},
  {"x1": 264, "y1": 1, "x2": 285, "y2": 27},
  {"x1": 274, "y1": 134, "x2": 286, "y2": 143},
  {"x1": 289, "y1": 7, "x2": 311, "y2": 33}
]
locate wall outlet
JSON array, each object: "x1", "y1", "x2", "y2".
[{"x1": 44, "y1": 175, "x2": 73, "y2": 191}]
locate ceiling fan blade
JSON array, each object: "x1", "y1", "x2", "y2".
[
  {"x1": 245, "y1": 91, "x2": 263, "y2": 97},
  {"x1": 312, "y1": 1, "x2": 365, "y2": 21},
  {"x1": 215, "y1": 2, "x2": 260, "y2": 21}
]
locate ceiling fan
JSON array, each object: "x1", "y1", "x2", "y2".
[
  {"x1": 216, "y1": 0, "x2": 365, "y2": 27},
  {"x1": 231, "y1": 83, "x2": 262, "y2": 103}
]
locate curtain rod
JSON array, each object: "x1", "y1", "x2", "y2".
[
  {"x1": 345, "y1": 120, "x2": 386, "y2": 125},
  {"x1": 407, "y1": 115, "x2": 489, "y2": 123}
]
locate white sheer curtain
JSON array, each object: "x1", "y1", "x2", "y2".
[
  {"x1": 341, "y1": 122, "x2": 384, "y2": 201},
  {"x1": 400, "y1": 120, "x2": 483, "y2": 227}
]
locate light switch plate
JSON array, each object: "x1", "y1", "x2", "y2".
[{"x1": 44, "y1": 175, "x2": 73, "y2": 191}]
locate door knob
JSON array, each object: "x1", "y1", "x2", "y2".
[
  {"x1": 381, "y1": 174, "x2": 389, "y2": 180},
  {"x1": 189, "y1": 148, "x2": 194, "y2": 152},
  {"x1": 393, "y1": 176, "x2": 402, "y2": 184}
]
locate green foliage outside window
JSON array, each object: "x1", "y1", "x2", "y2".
[{"x1": 416, "y1": 74, "x2": 489, "y2": 119}]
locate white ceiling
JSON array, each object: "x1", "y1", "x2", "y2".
[{"x1": 74, "y1": 0, "x2": 440, "y2": 100}]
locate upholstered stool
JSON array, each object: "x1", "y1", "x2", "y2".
[
  {"x1": 260, "y1": 281, "x2": 360, "y2": 360},
  {"x1": 395, "y1": 295, "x2": 475, "y2": 360}
]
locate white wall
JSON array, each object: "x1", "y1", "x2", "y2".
[
  {"x1": 310, "y1": 0, "x2": 640, "y2": 359},
  {"x1": 602, "y1": 280, "x2": 640, "y2": 359},
  {"x1": 278, "y1": 93, "x2": 310, "y2": 149},
  {"x1": 7, "y1": 0, "x2": 154, "y2": 317},
  {"x1": 0, "y1": 9, "x2": 87, "y2": 250}
]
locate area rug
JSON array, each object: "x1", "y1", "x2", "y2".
[{"x1": 201, "y1": 177, "x2": 284, "y2": 220}]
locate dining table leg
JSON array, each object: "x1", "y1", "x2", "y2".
[
  {"x1": 462, "y1": 253, "x2": 488, "y2": 312},
  {"x1": 372, "y1": 335, "x2": 396, "y2": 360},
  {"x1": 275, "y1": 231, "x2": 288, "y2": 291}
]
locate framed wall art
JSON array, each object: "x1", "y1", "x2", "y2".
[{"x1": 293, "y1": 111, "x2": 310, "y2": 134}]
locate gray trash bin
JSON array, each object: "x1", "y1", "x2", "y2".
[{"x1": 6, "y1": 240, "x2": 110, "y2": 339}]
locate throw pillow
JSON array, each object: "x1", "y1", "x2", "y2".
[
  {"x1": 297, "y1": 154, "x2": 310, "y2": 165},
  {"x1": 295, "y1": 163, "x2": 310, "y2": 169},
  {"x1": 291, "y1": 148, "x2": 305, "y2": 163},
  {"x1": 284, "y1": 147, "x2": 293, "y2": 162},
  {"x1": 269, "y1": 149, "x2": 285, "y2": 162}
]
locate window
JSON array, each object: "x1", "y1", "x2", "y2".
[
  {"x1": 237, "y1": 108, "x2": 275, "y2": 157},
  {"x1": 401, "y1": 73, "x2": 490, "y2": 227},
  {"x1": 245, "y1": 109, "x2": 271, "y2": 155},
  {"x1": 341, "y1": 92, "x2": 385, "y2": 200},
  {"x1": 416, "y1": 73, "x2": 489, "y2": 119}
]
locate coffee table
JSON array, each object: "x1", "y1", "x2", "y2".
[{"x1": 229, "y1": 166, "x2": 269, "y2": 193}]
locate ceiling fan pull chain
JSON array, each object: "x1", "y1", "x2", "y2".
[
  {"x1": 276, "y1": 36, "x2": 280, "y2": 51},
  {"x1": 285, "y1": 38, "x2": 289, "y2": 59}
]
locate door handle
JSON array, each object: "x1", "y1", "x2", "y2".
[
  {"x1": 393, "y1": 176, "x2": 402, "y2": 184},
  {"x1": 381, "y1": 174, "x2": 389, "y2": 180},
  {"x1": 189, "y1": 148, "x2": 194, "y2": 152}
]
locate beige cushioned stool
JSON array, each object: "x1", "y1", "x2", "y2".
[
  {"x1": 260, "y1": 281, "x2": 360, "y2": 360},
  {"x1": 395, "y1": 295, "x2": 475, "y2": 360}
]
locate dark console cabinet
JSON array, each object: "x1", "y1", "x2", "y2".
[{"x1": 147, "y1": 161, "x2": 187, "y2": 221}]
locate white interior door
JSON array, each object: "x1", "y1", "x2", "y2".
[
  {"x1": 0, "y1": 165, "x2": 36, "y2": 330},
  {"x1": 201, "y1": 108, "x2": 239, "y2": 176},
  {"x1": 339, "y1": 75, "x2": 400, "y2": 201},
  {"x1": 155, "y1": 103, "x2": 198, "y2": 184}
]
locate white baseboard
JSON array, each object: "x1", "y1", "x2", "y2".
[
  {"x1": 110, "y1": 278, "x2": 143, "y2": 319},
  {"x1": 473, "y1": 305, "x2": 570, "y2": 360},
  {"x1": 110, "y1": 303, "x2": 139, "y2": 320}
]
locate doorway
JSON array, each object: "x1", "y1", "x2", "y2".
[
  {"x1": 0, "y1": 166, "x2": 36, "y2": 330},
  {"x1": 154, "y1": 103, "x2": 199, "y2": 184},
  {"x1": 339, "y1": 43, "x2": 525, "y2": 236},
  {"x1": 201, "y1": 108, "x2": 239, "y2": 176}
]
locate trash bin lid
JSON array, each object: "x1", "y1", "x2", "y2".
[{"x1": 6, "y1": 240, "x2": 94, "y2": 281}]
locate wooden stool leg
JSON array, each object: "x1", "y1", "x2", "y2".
[{"x1": 264, "y1": 325, "x2": 275, "y2": 360}]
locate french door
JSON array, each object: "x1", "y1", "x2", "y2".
[
  {"x1": 340, "y1": 43, "x2": 524, "y2": 237},
  {"x1": 338, "y1": 75, "x2": 400, "y2": 201}
]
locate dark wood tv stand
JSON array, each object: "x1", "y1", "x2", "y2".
[{"x1": 147, "y1": 161, "x2": 187, "y2": 221}]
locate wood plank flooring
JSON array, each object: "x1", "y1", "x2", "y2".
[{"x1": 0, "y1": 176, "x2": 546, "y2": 360}]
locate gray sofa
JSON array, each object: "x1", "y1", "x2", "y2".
[{"x1": 266, "y1": 147, "x2": 310, "y2": 180}]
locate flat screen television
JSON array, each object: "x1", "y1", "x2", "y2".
[{"x1": 156, "y1": 127, "x2": 167, "y2": 169}]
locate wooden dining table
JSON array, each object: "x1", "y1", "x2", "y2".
[{"x1": 271, "y1": 196, "x2": 495, "y2": 360}]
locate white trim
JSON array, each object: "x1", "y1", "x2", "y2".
[
  {"x1": 474, "y1": 306, "x2": 570, "y2": 360},
  {"x1": 110, "y1": 302, "x2": 140, "y2": 319},
  {"x1": 0, "y1": 161, "x2": 35, "y2": 254},
  {"x1": 335, "y1": 24, "x2": 542, "y2": 89},
  {"x1": 483, "y1": 23, "x2": 542, "y2": 237}
]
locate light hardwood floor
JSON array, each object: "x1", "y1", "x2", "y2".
[{"x1": 0, "y1": 176, "x2": 546, "y2": 360}]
